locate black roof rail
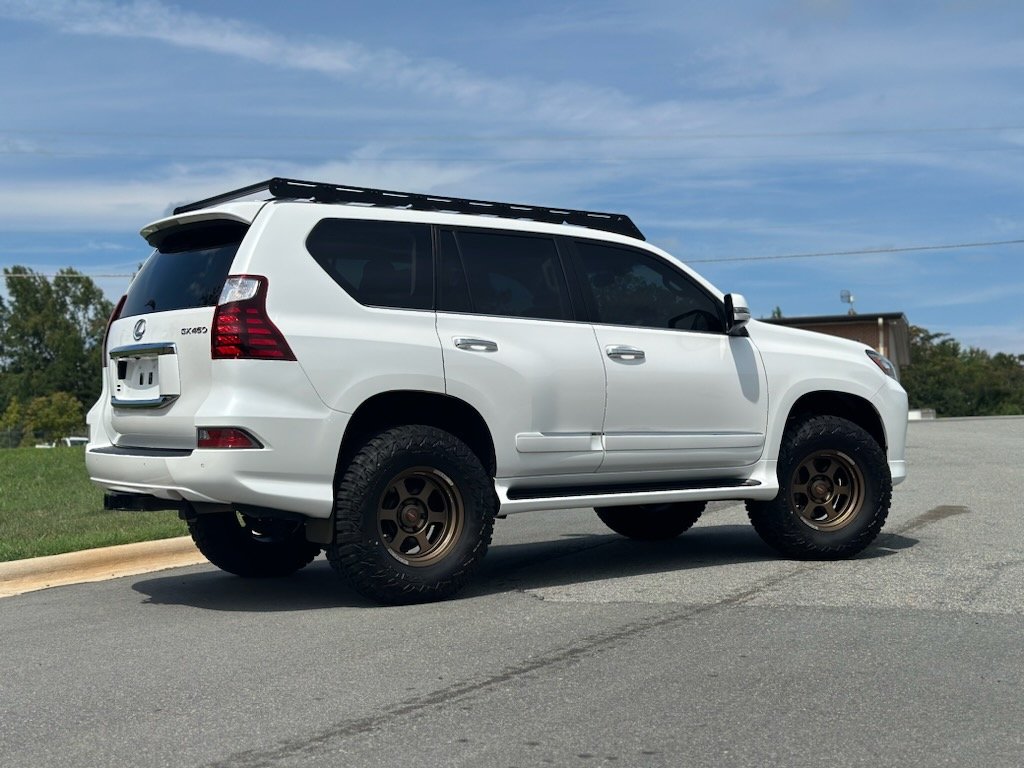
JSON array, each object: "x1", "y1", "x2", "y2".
[{"x1": 172, "y1": 177, "x2": 645, "y2": 241}]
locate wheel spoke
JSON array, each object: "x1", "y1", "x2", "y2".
[
  {"x1": 412, "y1": 529, "x2": 434, "y2": 555},
  {"x1": 426, "y1": 507, "x2": 448, "y2": 525},
  {"x1": 397, "y1": 478, "x2": 418, "y2": 504},
  {"x1": 380, "y1": 485, "x2": 401, "y2": 511}
]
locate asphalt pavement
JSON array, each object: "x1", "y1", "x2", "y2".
[{"x1": 1, "y1": 417, "x2": 1021, "y2": 767}]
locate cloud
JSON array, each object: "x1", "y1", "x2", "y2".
[
  {"x1": 0, "y1": 158, "x2": 494, "y2": 231},
  {"x1": 3, "y1": 0, "x2": 1020, "y2": 172},
  {"x1": 946, "y1": 323, "x2": 1024, "y2": 356}
]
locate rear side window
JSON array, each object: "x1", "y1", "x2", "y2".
[
  {"x1": 444, "y1": 230, "x2": 572, "y2": 321},
  {"x1": 121, "y1": 220, "x2": 247, "y2": 318},
  {"x1": 306, "y1": 219, "x2": 433, "y2": 310}
]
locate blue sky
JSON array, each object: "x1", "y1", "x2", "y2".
[{"x1": 1, "y1": 0, "x2": 1022, "y2": 353}]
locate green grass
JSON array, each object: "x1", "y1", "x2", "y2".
[{"x1": 0, "y1": 447, "x2": 187, "y2": 561}]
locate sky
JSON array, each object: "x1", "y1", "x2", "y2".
[{"x1": 1, "y1": 0, "x2": 1022, "y2": 354}]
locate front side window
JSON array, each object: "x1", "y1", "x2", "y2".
[
  {"x1": 306, "y1": 219, "x2": 433, "y2": 310},
  {"x1": 445, "y1": 230, "x2": 572, "y2": 321},
  {"x1": 574, "y1": 240, "x2": 724, "y2": 332}
]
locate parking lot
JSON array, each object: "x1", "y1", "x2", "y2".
[{"x1": 1, "y1": 417, "x2": 1021, "y2": 767}]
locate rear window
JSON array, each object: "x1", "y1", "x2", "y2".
[
  {"x1": 121, "y1": 220, "x2": 246, "y2": 319},
  {"x1": 305, "y1": 218, "x2": 433, "y2": 310}
]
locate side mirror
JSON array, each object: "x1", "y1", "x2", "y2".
[{"x1": 725, "y1": 293, "x2": 751, "y2": 335}]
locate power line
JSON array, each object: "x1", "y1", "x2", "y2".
[
  {"x1": 3, "y1": 125, "x2": 1024, "y2": 143},
  {"x1": 4, "y1": 147, "x2": 1024, "y2": 162},
  {"x1": 4, "y1": 238, "x2": 1022, "y2": 277},
  {"x1": 3, "y1": 273, "x2": 134, "y2": 278},
  {"x1": 686, "y1": 239, "x2": 1024, "y2": 263}
]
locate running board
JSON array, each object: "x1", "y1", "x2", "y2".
[{"x1": 496, "y1": 478, "x2": 774, "y2": 515}]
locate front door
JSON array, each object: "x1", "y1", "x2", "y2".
[{"x1": 570, "y1": 238, "x2": 767, "y2": 474}]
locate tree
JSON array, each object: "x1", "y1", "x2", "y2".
[
  {"x1": 22, "y1": 392, "x2": 85, "y2": 445},
  {"x1": 0, "y1": 396, "x2": 22, "y2": 448},
  {"x1": 901, "y1": 325, "x2": 1024, "y2": 417},
  {"x1": 0, "y1": 267, "x2": 113, "y2": 415}
]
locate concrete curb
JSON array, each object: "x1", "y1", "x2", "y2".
[{"x1": 0, "y1": 536, "x2": 207, "y2": 599}]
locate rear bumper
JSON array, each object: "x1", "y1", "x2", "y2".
[{"x1": 86, "y1": 409, "x2": 350, "y2": 519}]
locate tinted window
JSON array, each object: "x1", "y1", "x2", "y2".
[
  {"x1": 121, "y1": 220, "x2": 246, "y2": 318},
  {"x1": 452, "y1": 231, "x2": 572, "y2": 321},
  {"x1": 574, "y1": 240, "x2": 724, "y2": 332},
  {"x1": 438, "y1": 230, "x2": 472, "y2": 313},
  {"x1": 306, "y1": 219, "x2": 432, "y2": 310}
]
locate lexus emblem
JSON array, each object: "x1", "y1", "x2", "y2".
[{"x1": 132, "y1": 319, "x2": 147, "y2": 341}]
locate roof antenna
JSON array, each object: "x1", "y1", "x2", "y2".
[{"x1": 840, "y1": 289, "x2": 856, "y2": 316}]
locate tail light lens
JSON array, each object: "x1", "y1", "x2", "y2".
[
  {"x1": 101, "y1": 294, "x2": 127, "y2": 367},
  {"x1": 197, "y1": 428, "x2": 263, "y2": 449},
  {"x1": 212, "y1": 276, "x2": 296, "y2": 360}
]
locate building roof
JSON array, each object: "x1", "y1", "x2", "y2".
[{"x1": 766, "y1": 312, "x2": 908, "y2": 326}]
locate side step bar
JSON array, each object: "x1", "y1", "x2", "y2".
[{"x1": 496, "y1": 478, "x2": 775, "y2": 515}]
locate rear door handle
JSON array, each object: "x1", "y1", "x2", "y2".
[
  {"x1": 453, "y1": 337, "x2": 498, "y2": 353},
  {"x1": 606, "y1": 345, "x2": 645, "y2": 361}
]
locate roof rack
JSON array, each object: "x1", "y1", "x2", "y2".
[{"x1": 173, "y1": 177, "x2": 645, "y2": 241}]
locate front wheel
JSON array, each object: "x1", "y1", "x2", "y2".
[
  {"x1": 327, "y1": 425, "x2": 496, "y2": 604},
  {"x1": 595, "y1": 502, "x2": 705, "y2": 540},
  {"x1": 746, "y1": 415, "x2": 891, "y2": 559},
  {"x1": 187, "y1": 512, "x2": 321, "y2": 577}
]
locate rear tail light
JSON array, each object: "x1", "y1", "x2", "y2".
[
  {"x1": 101, "y1": 294, "x2": 127, "y2": 367},
  {"x1": 197, "y1": 427, "x2": 263, "y2": 449},
  {"x1": 212, "y1": 276, "x2": 296, "y2": 360}
]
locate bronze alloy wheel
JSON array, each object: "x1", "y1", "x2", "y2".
[
  {"x1": 377, "y1": 466, "x2": 465, "y2": 567},
  {"x1": 789, "y1": 449, "x2": 865, "y2": 531}
]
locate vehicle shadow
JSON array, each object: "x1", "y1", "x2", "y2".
[
  {"x1": 469, "y1": 525, "x2": 919, "y2": 597},
  {"x1": 131, "y1": 524, "x2": 919, "y2": 612}
]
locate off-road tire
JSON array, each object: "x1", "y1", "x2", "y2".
[
  {"x1": 327, "y1": 425, "x2": 496, "y2": 605},
  {"x1": 595, "y1": 502, "x2": 705, "y2": 540},
  {"x1": 187, "y1": 512, "x2": 321, "y2": 577},
  {"x1": 746, "y1": 415, "x2": 891, "y2": 559}
]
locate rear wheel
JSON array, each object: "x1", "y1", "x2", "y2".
[
  {"x1": 746, "y1": 415, "x2": 891, "y2": 559},
  {"x1": 327, "y1": 425, "x2": 496, "y2": 604},
  {"x1": 187, "y1": 511, "x2": 321, "y2": 577},
  {"x1": 595, "y1": 502, "x2": 705, "y2": 540}
]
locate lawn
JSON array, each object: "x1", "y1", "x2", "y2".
[{"x1": 0, "y1": 447, "x2": 186, "y2": 561}]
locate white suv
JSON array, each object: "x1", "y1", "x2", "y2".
[{"x1": 87, "y1": 178, "x2": 908, "y2": 604}]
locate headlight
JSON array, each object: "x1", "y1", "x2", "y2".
[{"x1": 866, "y1": 349, "x2": 898, "y2": 381}]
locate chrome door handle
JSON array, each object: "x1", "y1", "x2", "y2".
[
  {"x1": 453, "y1": 337, "x2": 498, "y2": 353},
  {"x1": 606, "y1": 345, "x2": 645, "y2": 361}
]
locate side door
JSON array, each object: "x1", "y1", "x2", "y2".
[
  {"x1": 435, "y1": 227, "x2": 606, "y2": 479},
  {"x1": 568, "y1": 238, "x2": 768, "y2": 475}
]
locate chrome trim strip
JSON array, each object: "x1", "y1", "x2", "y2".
[{"x1": 109, "y1": 342, "x2": 178, "y2": 359}]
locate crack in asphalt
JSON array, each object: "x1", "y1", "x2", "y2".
[{"x1": 203, "y1": 503, "x2": 960, "y2": 768}]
